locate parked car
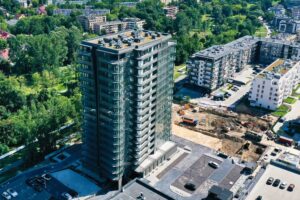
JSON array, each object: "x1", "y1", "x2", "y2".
[
  {"x1": 26, "y1": 176, "x2": 38, "y2": 186},
  {"x1": 6, "y1": 188, "x2": 18, "y2": 197},
  {"x1": 61, "y1": 192, "x2": 72, "y2": 200},
  {"x1": 273, "y1": 179, "x2": 281, "y2": 187},
  {"x1": 274, "y1": 148, "x2": 282, "y2": 153},
  {"x1": 270, "y1": 151, "x2": 277, "y2": 156},
  {"x1": 280, "y1": 182, "x2": 287, "y2": 189},
  {"x1": 184, "y1": 183, "x2": 196, "y2": 191},
  {"x1": 256, "y1": 195, "x2": 262, "y2": 200},
  {"x1": 1, "y1": 191, "x2": 11, "y2": 200},
  {"x1": 266, "y1": 177, "x2": 274, "y2": 185},
  {"x1": 288, "y1": 184, "x2": 295, "y2": 191},
  {"x1": 208, "y1": 161, "x2": 219, "y2": 169}
]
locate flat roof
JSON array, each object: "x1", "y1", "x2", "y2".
[
  {"x1": 84, "y1": 30, "x2": 171, "y2": 51},
  {"x1": 258, "y1": 59, "x2": 298, "y2": 78},
  {"x1": 111, "y1": 179, "x2": 174, "y2": 200},
  {"x1": 51, "y1": 169, "x2": 101, "y2": 197},
  {"x1": 246, "y1": 164, "x2": 300, "y2": 200}
]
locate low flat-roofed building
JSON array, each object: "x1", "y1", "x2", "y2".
[
  {"x1": 277, "y1": 151, "x2": 300, "y2": 168},
  {"x1": 249, "y1": 59, "x2": 300, "y2": 110},
  {"x1": 246, "y1": 163, "x2": 300, "y2": 200},
  {"x1": 109, "y1": 179, "x2": 175, "y2": 200},
  {"x1": 207, "y1": 185, "x2": 233, "y2": 200}
]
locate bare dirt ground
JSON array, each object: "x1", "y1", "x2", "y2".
[
  {"x1": 172, "y1": 103, "x2": 265, "y2": 162},
  {"x1": 172, "y1": 124, "x2": 222, "y2": 149},
  {"x1": 173, "y1": 124, "x2": 262, "y2": 162}
]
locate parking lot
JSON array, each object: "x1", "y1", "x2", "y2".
[{"x1": 246, "y1": 164, "x2": 300, "y2": 200}]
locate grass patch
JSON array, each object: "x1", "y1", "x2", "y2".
[
  {"x1": 283, "y1": 97, "x2": 297, "y2": 104},
  {"x1": 174, "y1": 64, "x2": 186, "y2": 80},
  {"x1": 292, "y1": 84, "x2": 300, "y2": 99},
  {"x1": 255, "y1": 26, "x2": 267, "y2": 37},
  {"x1": 272, "y1": 104, "x2": 290, "y2": 117}
]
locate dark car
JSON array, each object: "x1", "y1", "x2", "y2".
[
  {"x1": 273, "y1": 179, "x2": 281, "y2": 187},
  {"x1": 256, "y1": 195, "x2": 262, "y2": 200},
  {"x1": 288, "y1": 184, "x2": 295, "y2": 191},
  {"x1": 26, "y1": 176, "x2": 38, "y2": 186},
  {"x1": 184, "y1": 183, "x2": 196, "y2": 191}
]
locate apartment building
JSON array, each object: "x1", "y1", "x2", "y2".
[
  {"x1": 17, "y1": 0, "x2": 31, "y2": 8},
  {"x1": 187, "y1": 36, "x2": 259, "y2": 91},
  {"x1": 291, "y1": 7, "x2": 300, "y2": 20},
  {"x1": 78, "y1": 30, "x2": 177, "y2": 187},
  {"x1": 77, "y1": 15, "x2": 107, "y2": 32},
  {"x1": 285, "y1": 0, "x2": 300, "y2": 8},
  {"x1": 163, "y1": 6, "x2": 178, "y2": 19},
  {"x1": 278, "y1": 18, "x2": 300, "y2": 34},
  {"x1": 268, "y1": 4, "x2": 286, "y2": 16},
  {"x1": 93, "y1": 21, "x2": 126, "y2": 35},
  {"x1": 53, "y1": 8, "x2": 110, "y2": 16},
  {"x1": 249, "y1": 59, "x2": 300, "y2": 110},
  {"x1": 188, "y1": 36, "x2": 300, "y2": 92},
  {"x1": 122, "y1": 18, "x2": 146, "y2": 30}
]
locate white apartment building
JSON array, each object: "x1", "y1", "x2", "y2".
[{"x1": 249, "y1": 59, "x2": 300, "y2": 110}]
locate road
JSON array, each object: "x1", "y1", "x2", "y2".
[{"x1": 273, "y1": 100, "x2": 300, "y2": 133}]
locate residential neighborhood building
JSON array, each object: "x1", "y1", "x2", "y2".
[
  {"x1": 77, "y1": 15, "x2": 107, "y2": 32},
  {"x1": 268, "y1": 4, "x2": 286, "y2": 16},
  {"x1": 163, "y1": 6, "x2": 178, "y2": 19},
  {"x1": 17, "y1": 0, "x2": 31, "y2": 8},
  {"x1": 278, "y1": 18, "x2": 300, "y2": 34},
  {"x1": 0, "y1": 30, "x2": 10, "y2": 60},
  {"x1": 291, "y1": 6, "x2": 300, "y2": 20},
  {"x1": 78, "y1": 30, "x2": 176, "y2": 187},
  {"x1": 285, "y1": 0, "x2": 300, "y2": 8},
  {"x1": 93, "y1": 21, "x2": 126, "y2": 34},
  {"x1": 249, "y1": 59, "x2": 300, "y2": 110},
  {"x1": 53, "y1": 8, "x2": 110, "y2": 16},
  {"x1": 187, "y1": 36, "x2": 300, "y2": 92},
  {"x1": 122, "y1": 18, "x2": 146, "y2": 30},
  {"x1": 119, "y1": 2, "x2": 138, "y2": 8}
]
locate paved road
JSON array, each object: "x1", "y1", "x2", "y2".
[
  {"x1": 273, "y1": 100, "x2": 300, "y2": 133},
  {"x1": 0, "y1": 144, "x2": 81, "y2": 200}
]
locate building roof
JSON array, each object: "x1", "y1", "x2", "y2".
[
  {"x1": 208, "y1": 185, "x2": 233, "y2": 200},
  {"x1": 258, "y1": 59, "x2": 298, "y2": 78},
  {"x1": 110, "y1": 179, "x2": 174, "y2": 200},
  {"x1": 83, "y1": 30, "x2": 172, "y2": 51}
]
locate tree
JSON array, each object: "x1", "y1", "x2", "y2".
[{"x1": 0, "y1": 39, "x2": 7, "y2": 50}]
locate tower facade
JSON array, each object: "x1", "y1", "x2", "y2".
[{"x1": 78, "y1": 30, "x2": 176, "y2": 184}]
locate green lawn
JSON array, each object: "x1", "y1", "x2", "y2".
[
  {"x1": 174, "y1": 64, "x2": 186, "y2": 80},
  {"x1": 292, "y1": 84, "x2": 300, "y2": 99},
  {"x1": 283, "y1": 97, "x2": 297, "y2": 104},
  {"x1": 272, "y1": 104, "x2": 290, "y2": 117},
  {"x1": 255, "y1": 26, "x2": 267, "y2": 37}
]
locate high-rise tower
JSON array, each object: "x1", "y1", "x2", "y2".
[{"x1": 78, "y1": 30, "x2": 177, "y2": 186}]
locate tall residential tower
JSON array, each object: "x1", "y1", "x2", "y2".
[{"x1": 78, "y1": 30, "x2": 177, "y2": 186}]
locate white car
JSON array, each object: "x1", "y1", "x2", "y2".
[
  {"x1": 1, "y1": 191, "x2": 11, "y2": 200},
  {"x1": 62, "y1": 192, "x2": 72, "y2": 200},
  {"x1": 6, "y1": 188, "x2": 18, "y2": 197},
  {"x1": 208, "y1": 161, "x2": 219, "y2": 169}
]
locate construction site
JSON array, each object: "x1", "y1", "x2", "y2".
[{"x1": 172, "y1": 103, "x2": 276, "y2": 162}]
